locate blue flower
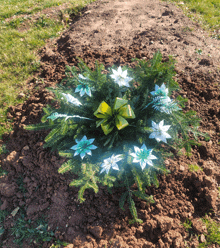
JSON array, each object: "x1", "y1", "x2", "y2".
[
  {"x1": 75, "y1": 84, "x2": 91, "y2": 97},
  {"x1": 100, "y1": 154, "x2": 123, "y2": 174},
  {"x1": 75, "y1": 74, "x2": 91, "y2": 97},
  {"x1": 130, "y1": 144, "x2": 157, "y2": 170},
  {"x1": 62, "y1": 93, "x2": 82, "y2": 106},
  {"x1": 149, "y1": 120, "x2": 171, "y2": 143},
  {"x1": 150, "y1": 83, "x2": 169, "y2": 97},
  {"x1": 110, "y1": 66, "x2": 133, "y2": 87},
  {"x1": 70, "y1": 135, "x2": 97, "y2": 159}
]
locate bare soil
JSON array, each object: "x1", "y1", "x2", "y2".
[{"x1": 1, "y1": 0, "x2": 220, "y2": 247}]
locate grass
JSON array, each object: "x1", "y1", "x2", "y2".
[
  {"x1": 0, "y1": 144, "x2": 9, "y2": 177},
  {"x1": 0, "y1": 0, "x2": 81, "y2": 20},
  {"x1": 11, "y1": 211, "x2": 55, "y2": 247},
  {"x1": 199, "y1": 215, "x2": 220, "y2": 247},
  {"x1": 188, "y1": 163, "x2": 203, "y2": 172},
  {"x1": 49, "y1": 241, "x2": 70, "y2": 248},
  {"x1": 0, "y1": 192, "x2": 67, "y2": 247},
  {"x1": 182, "y1": 217, "x2": 220, "y2": 248},
  {"x1": 0, "y1": 204, "x2": 9, "y2": 246},
  {"x1": 163, "y1": 0, "x2": 220, "y2": 37},
  {"x1": 0, "y1": 0, "x2": 96, "y2": 140},
  {"x1": 16, "y1": 176, "x2": 28, "y2": 194},
  {"x1": 182, "y1": 218, "x2": 193, "y2": 232}
]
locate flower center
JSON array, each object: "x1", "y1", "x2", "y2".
[
  {"x1": 156, "y1": 89, "x2": 167, "y2": 96},
  {"x1": 117, "y1": 75, "x2": 125, "y2": 82},
  {"x1": 137, "y1": 149, "x2": 150, "y2": 160},
  {"x1": 157, "y1": 128, "x2": 163, "y2": 135},
  {"x1": 79, "y1": 140, "x2": 90, "y2": 151}
]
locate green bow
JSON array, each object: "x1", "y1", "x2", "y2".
[{"x1": 94, "y1": 97, "x2": 135, "y2": 135}]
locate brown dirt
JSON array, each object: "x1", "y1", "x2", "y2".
[{"x1": 1, "y1": 0, "x2": 220, "y2": 247}]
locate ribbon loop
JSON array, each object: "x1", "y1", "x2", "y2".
[
  {"x1": 94, "y1": 101, "x2": 112, "y2": 118},
  {"x1": 94, "y1": 98, "x2": 135, "y2": 135}
]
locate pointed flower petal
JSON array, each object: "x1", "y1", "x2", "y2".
[
  {"x1": 78, "y1": 74, "x2": 87, "y2": 80},
  {"x1": 62, "y1": 93, "x2": 82, "y2": 106},
  {"x1": 89, "y1": 144, "x2": 98, "y2": 150}
]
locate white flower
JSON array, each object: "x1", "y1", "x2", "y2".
[
  {"x1": 100, "y1": 154, "x2": 123, "y2": 174},
  {"x1": 62, "y1": 93, "x2": 82, "y2": 106},
  {"x1": 110, "y1": 66, "x2": 133, "y2": 87},
  {"x1": 130, "y1": 144, "x2": 157, "y2": 170},
  {"x1": 149, "y1": 120, "x2": 171, "y2": 143},
  {"x1": 78, "y1": 74, "x2": 87, "y2": 80},
  {"x1": 150, "y1": 83, "x2": 169, "y2": 97}
]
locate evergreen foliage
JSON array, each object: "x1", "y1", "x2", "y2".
[{"x1": 24, "y1": 51, "x2": 207, "y2": 223}]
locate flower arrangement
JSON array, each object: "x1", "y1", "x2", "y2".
[{"x1": 25, "y1": 51, "x2": 207, "y2": 223}]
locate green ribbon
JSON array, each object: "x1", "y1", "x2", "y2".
[{"x1": 94, "y1": 97, "x2": 135, "y2": 135}]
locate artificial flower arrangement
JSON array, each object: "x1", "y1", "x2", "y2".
[{"x1": 25, "y1": 51, "x2": 206, "y2": 223}]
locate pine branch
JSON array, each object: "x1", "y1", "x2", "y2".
[
  {"x1": 68, "y1": 163, "x2": 99, "y2": 203},
  {"x1": 24, "y1": 123, "x2": 58, "y2": 131},
  {"x1": 58, "y1": 160, "x2": 74, "y2": 174},
  {"x1": 119, "y1": 191, "x2": 129, "y2": 211},
  {"x1": 128, "y1": 194, "x2": 143, "y2": 224},
  {"x1": 100, "y1": 174, "x2": 116, "y2": 188},
  {"x1": 132, "y1": 191, "x2": 154, "y2": 203},
  {"x1": 132, "y1": 167, "x2": 143, "y2": 192},
  {"x1": 59, "y1": 150, "x2": 74, "y2": 158}
]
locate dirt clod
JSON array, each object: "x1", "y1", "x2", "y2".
[
  {"x1": 192, "y1": 218, "x2": 207, "y2": 234},
  {"x1": 88, "y1": 226, "x2": 103, "y2": 239}
]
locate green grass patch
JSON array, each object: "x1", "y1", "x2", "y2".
[
  {"x1": 182, "y1": 217, "x2": 220, "y2": 247},
  {"x1": 188, "y1": 163, "x2": 203, "y2": 172},
  {"x1": 0, "y1": 166, "x2": 8, "y2": 177},
  {"x1": 0, "y1": 143, "x2": 9, "y2": 155},
  {"x1": 0, "y1": 0, "x2": 96, "y2": 140},
  {"x1": 0, "y1": 0, "x2": 82, "y2": 21},
  {"x1": 49, "y1": 241, "x2": 70, "y2": 248},
  {"x1": 0, "y1": 203, "x2": 9, "y2": 246},
  {"x1": 0, "y1": 144, "x2": 9, "y2": 177},
  {"x1": 11, "y1": 212, "x2": 54, "y2": 247},
  {"x1": 199, "y1": 216, "x2": 220, "y2": 247},
  {"x1": 163, "y1": 0, "x2": 220, "y2": 35},
  {"x1": 182, "y1": 218, "x2": 193, "y2": 232},
  {"x1": 16, "y1": 176, "x2": 28, "y2": 194},
  {"x1": 10, "y1": 206, "x2": 70, "y2": 247}
]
